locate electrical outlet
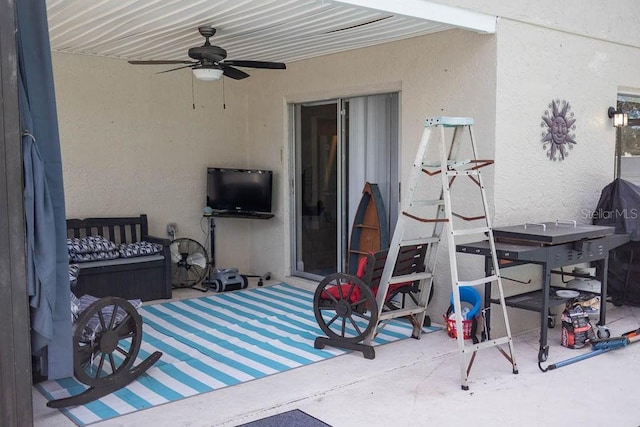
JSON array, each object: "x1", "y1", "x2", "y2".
[{"x1": 166, "y1": 223, "x2": 177, "y2": 237}]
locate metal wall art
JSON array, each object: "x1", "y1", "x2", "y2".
[{"x1": 541, "y1": 99, "x2": 576, "y2": 161}]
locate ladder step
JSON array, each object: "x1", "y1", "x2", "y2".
[
  {"x1": 424, "y1": 116, "x2": 474, "y2": 127},
  {"x1": 409, "y1": 199, "x2": 445, "y2": 207},
  {"x1": 461, "y1": 336, "x2": 512, "y2": 353},
  {"x1": 400, "y1": 237, "x2": 440, "y2": 246},
  {"x1": 423, "y1": 159, "x2": 471, "y2": 169},
  {"x1": 378, "y1": 306, "x2": 427, "y2": 320},
  {"x1": 388, "y1": 271, "x2": 433, "y2": 285},
  {"x1": 458, "y1": 275, "x2": 498, "y2": 287},
  {"x1": 446, "y1": 170, "x2": 479, "y2": 176},
  {"x1": 448, "y1": 160, "x2": 473, "y2": 169},
  {"x1": 451, "y1": 227, "x2": 490, "y2": 237}
]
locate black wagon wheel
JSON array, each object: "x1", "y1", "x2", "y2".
[
  {"x1": 313, "y1": 273, "x2": 379, "y2": 343},
  {"x1": 73, "y1": 297, "x2": 143, "y2": 387}
]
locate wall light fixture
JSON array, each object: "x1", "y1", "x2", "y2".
[{"x1": 608, "y1": 106, "x2": 628, "y2": 127}]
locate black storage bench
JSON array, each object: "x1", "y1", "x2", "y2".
[{"x1": 66, "y1": 214, "x2": 172, "y2": 301}]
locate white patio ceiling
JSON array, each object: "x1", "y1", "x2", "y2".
[{"x1": 45, "y1": 0, "x2": 496, "y2": 64}]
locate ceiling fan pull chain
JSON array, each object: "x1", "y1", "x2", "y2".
[{"x1": 191, "y1": 72, "x2": 195, "y2": 110}]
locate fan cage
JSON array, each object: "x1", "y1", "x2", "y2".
[{"x1": 170, "y1": 238, "x2": 209, "y2": 288}]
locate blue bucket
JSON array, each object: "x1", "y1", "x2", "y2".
[{"x1": 449, "y1": 286, "x2": 482, "y2": 320}]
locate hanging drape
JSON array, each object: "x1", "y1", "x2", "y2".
[
  {"x1": 17, "y1": 0, "x2": 72, "y2": 379},
  {"x1": 348, "y1": 94, "x2": 397, "y2": 234}
]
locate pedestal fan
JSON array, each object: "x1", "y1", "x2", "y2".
[{"x1": 170, "y1": 238, "x2": 209, "y2": 292}]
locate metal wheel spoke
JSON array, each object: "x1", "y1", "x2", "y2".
[
  {"x1": 95, "y1": 353, "x2": 107, "y2": 378},
  {"x1": 107, "y1": 304, "x2": 119, "y2": 330},
  {"x1": 352, "y1": 296, "x2": 369, "y2": 306},
  {"x1": 340, "y1": 318, "x2": 347, "y2": 336},
  {"x1": 97, "y1": 310, "x2": 107, "y2": 332},
  {"x1": 348, "y1": 316, "x2": 363, "y2": 335},
  {"x1": 352, "y1": 311, "x2": 372, "y2": 322},
  {"x1": 325, "y1": 313, "x2": 340, "y2": 327},
  {"x1": 107, "y1": 352, "x2": 117, "y2": 373},
  {"x1": 345, "y1": 282, "x2": 356, "y2": 300},
  {"x1": 323, "y1": 288, "x2": 339, "y2": 304},
  {"x1": 337, "y1": 282, "x2": 346, "y2": 299},
  {"x1": 114, "y1": 344, "x2": 131, "y2": 358}
]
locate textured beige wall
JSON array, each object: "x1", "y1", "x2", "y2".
[
  {"x1": 243, "y1": 28, "x2": 497, "y2": 318},
  {"x1": 49, "y1": 1, "x2": 640, "y2": 349},
  {"x1": 53, "y1": 3, "x2": 639, "y2": 331},
  {"x1": 493, "y1": 18, "x2": 640, "y2": 225},
  {"x1": 430, "y1": 0, "x2": 640, "y2": 333},
  {"x1": 53, "y1": 52, "x2": 254, "y2": 270},
  {"x1": 434, "y1": 0, "x2": 640, "y2": 47},
  {"x1": 53, "y1": 29, "x2": 497, "y2": 320},
  {"x1": 490, "y1": 17, "x2": 640, "y2": 334}
]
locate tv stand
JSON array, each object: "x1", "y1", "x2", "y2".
[
  {"x1": 203, "y1": 213, "x2": 273, "y2": 289},
  {"x1": 210, "y1": 210, "x2": 275, "y2": 220}
]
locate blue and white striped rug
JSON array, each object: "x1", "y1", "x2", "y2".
[{"x1": 37, "y1": 283, "x2": 434, "y2": 426}]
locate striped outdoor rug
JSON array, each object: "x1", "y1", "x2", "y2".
[{"x1": 37, "y1": 283, "x2": 434, "y2": 426}]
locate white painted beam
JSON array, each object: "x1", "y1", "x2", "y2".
[{"x1": 331, "y1": 0, "x2": 497, "y2": 34}]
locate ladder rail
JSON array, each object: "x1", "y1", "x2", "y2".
[
  {"x1": 358, "y1": 117, "x2": 516, "y2": 390},
  {"x1": 443, "y1": 122, "x2": 517, "y2": 389},
  {"x1": 373, "y1": 127, "x2": 433, "y2": 314}
]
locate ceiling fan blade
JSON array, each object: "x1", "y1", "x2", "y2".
[
  {"x1": 156, "y1": 64, "x2": 197, "y2": 74},
  {"x1": 128, "y1": 60, "x2": 195, "y2": 65},
  {"x1": 223, "y1": 60, "x2": 286, "y2": 70},
  {"x1": 219, "y1": 64, "x2": 250, "y2": 80}
]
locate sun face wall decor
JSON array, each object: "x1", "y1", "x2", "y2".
[{"x1": 541, "y1": 99, "x2": 577, "y2": 161}]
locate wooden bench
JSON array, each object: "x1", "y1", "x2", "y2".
[{"x1": 66, "y1": 214, "x2": 172, "y2": 301}]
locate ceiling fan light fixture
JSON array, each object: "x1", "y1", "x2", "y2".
[{"x1": 192, "y1": 67, "x2": 223, "y2": 81}]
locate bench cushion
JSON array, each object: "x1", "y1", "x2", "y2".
[
  {"x1": 67, "y1": 236, "x2": 117, "y2": 254},
  {"x1": 118, "y1": 241, "x2": 163, "y2": 258}
]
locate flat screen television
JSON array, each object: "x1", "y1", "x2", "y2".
[{"x1": 206, "y1": 167, "x2": 273, "y2": 214}]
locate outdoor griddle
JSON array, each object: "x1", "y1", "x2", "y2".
[{"x1": 456, "y1": 221, "x2": 630, "y2": 364}]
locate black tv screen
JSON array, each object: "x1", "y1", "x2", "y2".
[{"x1": 207, "y1": 168, "x2": 273, "y2": 213}]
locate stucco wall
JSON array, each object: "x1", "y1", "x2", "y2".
[
  {"x1": 51, "y1": 2, "x2": 639, "y2": 332},
  {"x1": 243, "y1": 28, "x2": 497, "y2": 318},
  {"x1": 52, "y1": 53, "x2": 254, "y2": 270},
  {"x1": 492, "y1": 18, "x2": 640, "y2": 223},
  {"x1": 52, "y1": 28, "x2": 497, "y2": 320},
  {"x1": 489, "y1": 16, "x2": 640, "y2": 333},
  {"x1": 435, "y1": 0, "x2": 640, "y2": 47}
]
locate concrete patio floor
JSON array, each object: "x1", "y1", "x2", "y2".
[{"x1": 33, "y1": 280, "x2": 640, "y2": 427}]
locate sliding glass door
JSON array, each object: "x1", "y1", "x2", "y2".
[{"x1": 291, "y1": 93, "x2": 399, "y2": 280}]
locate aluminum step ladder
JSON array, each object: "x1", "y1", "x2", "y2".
[{"x1": 367, "y1": 116, "x2": 518, "y2": 390}]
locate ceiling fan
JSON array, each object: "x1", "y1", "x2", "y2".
[{"x1": 128, "y1": 26, "x2": 286, "y2": 81}]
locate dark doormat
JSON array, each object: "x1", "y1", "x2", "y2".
[{"x1": 236, "y1": 409, "x2": 331, "y2": 427}]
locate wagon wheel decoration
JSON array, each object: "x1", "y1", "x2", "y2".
[
  {"x1": 541, "y1": 99, "x2": 577, "y2": 161},
  {"x1": 313, "y1": 273, "x2": 378, "y2": 343},
  {"x1": 47, "y1": 296, "x2": 162, "y2": 409},
  {"x1": 72, "y1": 297, "x2": 143, "y2": 387}
]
